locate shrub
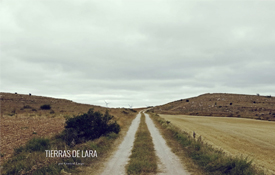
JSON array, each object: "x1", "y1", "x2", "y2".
[
  {"x1": 63, "y1": 109, "x2": 120, "y2": 145},
  {"x1": 130, "y1": 109, "x2": 137, "y2": 113},
  {"x1": 25, "y1": 137, "x2": 50, "y2": 152},
  {"x1": 106, "y1": 132, "x2": 119, "y2": 140},
  {"x1": 11, "y1": 108, "x2": 16, "y2": 114},
  {"x1": 40, "y1": 104, "x2": 51, "y2": 110},
  {"x1": 13, "y1": 138, "x2": 50, "y2": 154},
  {"x1": 23, "y1": 105, "x2": 32, "y2": 109},
  {"x1": 122, "y1": 110, "x2": 129, "y2": 114},
  {"x1": 14, "y1": 146, "x2": 24, "y2": 155}
]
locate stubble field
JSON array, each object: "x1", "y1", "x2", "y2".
[{"x1": 160, "y1": 114, "x2": 275, "y2": 174}]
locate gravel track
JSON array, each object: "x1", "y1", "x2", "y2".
[
  {"x1": 144, "y1": 113, "x2": 189, "y2": 175},
  {"x1": 100, "y1": 111, "x2": 189, "y2": 175},
  {"x1": 100, "y1": 111, "x2": 142, "y2": 175}
]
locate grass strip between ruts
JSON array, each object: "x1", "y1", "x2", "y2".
[{"x1": 126, "y1": 113, "x2": 157, "y2": 175}]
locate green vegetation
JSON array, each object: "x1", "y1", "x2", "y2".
[
  {"x1": 40, "y1": 104, "x2": 51, "y2": 110},
  {"x1": 126, "y1": 113, "x2": 157, "y2": 175},
  {"x1": 1, "y1": 109, "x2": 121, "y2": 175},
  {"x1": 13, "y1": 138, "x2": 50, "y2": 155},
  {"x1": 61, "y1": 108, "x2": 120, "y2": 145},
  {"x1": 26, "y1": 137, "x2": 50, "y2": 152},
  {"x1": 150, "y1": 113, "x2": 264, "y2": 175}
]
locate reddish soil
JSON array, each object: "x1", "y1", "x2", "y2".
[{"x1": 152, "y1": 93, "x2": 275, "y2": 121}]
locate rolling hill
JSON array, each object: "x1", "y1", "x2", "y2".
[
  {"x1": 151, "y1": 93, "x2": 275, "y2": 121},
  {"x1": 0, "y1": 92, "x2": 137, "y2": 164}
]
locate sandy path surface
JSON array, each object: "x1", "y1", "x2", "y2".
[
  {"x1": 145, "y1": 113, "x2": 190, "y2": 175},
  {"x1": 100, "y1": 111, "x2": 141, "y2": 175},
  {"x1": 160, "y1": 114, "x2": 275, "y2": 174}
]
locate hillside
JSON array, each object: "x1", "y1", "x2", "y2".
[
  {"x1": 151, "y1": 93, "x2": 275, "y2": 121},
  {"x1": 0, "y1": 92, "x2": 102, "y2": 117},
  {"x1": 0, "y1": 92, "x2": 137, "y2": 164}
]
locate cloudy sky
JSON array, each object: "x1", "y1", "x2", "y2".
[{"x1": 1, "y1": 0, "x2": 274, "y2": 108}]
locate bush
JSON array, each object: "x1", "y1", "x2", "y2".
[
  {"x1": 106, "y1": 132, "x2": 119, "y2": 140},
  {"x1": 23, "y1": 105, "x2": 32, "y2": 109},
  {"x1": 14, "y1": 146, "x2": 24, "y2": 155},
  {"x1": 129, "y1": 109, "x2": 137, "y2": 113},
  {"x1": 25, "y1": 137, "x2": 50, "y2": 152},
  {"x1": 14, "y1": 138, "x2": 50, "y2": 154},
  {"x1": 63, "y1": 109, "x2": 120, "y2": 145},
  {"x1": 40, "y1": 104, "x2": 51, "y2": 110}
]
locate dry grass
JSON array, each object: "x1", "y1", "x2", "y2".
[
  {"x1": 148, "y1": 113, "x2": 204, "y2": 175},
  {"x1": 1, "y1": 133, "x2": 120, "y2": 174},
  {"x1": 126, "y1": 113, "x2": 157, "y2": 175},
  {"x1": 149, "y1": 113, "x2": 264, "y2": 175},
  {"x1": 151, "y1": 93, "x2": 275, "y2": 121},
  {"x1": 160, "y1": 114, "x2": 275, "y2": 175},
  {"x1": 1, "y1": 108, "x2": 138, "y2": 175},
  {"x1": 0, "y1": 93, "x2": 137, "y2": 173}
]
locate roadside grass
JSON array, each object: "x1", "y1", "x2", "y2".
[
  {"x1": 1, "y1": 132, "x2": 119, "y2": 175},
  {"x1": 149, "y1": 113, "x2": 265, "y2": 175},
  {"x1": 126, "y1": 113, "x2": 157, "y2": 175},
  {"x1": 1, "y1": 109, "x2": 137, "y2": 175}
]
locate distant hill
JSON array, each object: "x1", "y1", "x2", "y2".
[
  {"x1": 151, "y1": 93, "x2": 275, "y2": 121},
  {"x1": 0, "y1": 92, "x2": 101, "y2": 117},
  {"x1": 0, "y1": 92, "x2": 137, "y2": 164}
]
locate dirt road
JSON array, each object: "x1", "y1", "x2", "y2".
[
  {"x1": 145, "y1": 113, "x2": 189, "y2": 175},
  {"x1": 100, "y1": 111, "x2": 142, "y2": 175},
  {"x1": 100, "y1": 111, "x2": 189, "y2": 175},
  {"x1": 160, "y1": 114, "x2": 275, "y2": 174}
]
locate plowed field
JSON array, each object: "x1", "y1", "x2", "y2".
[
  {"x1": 0, "y1": 115, "x2": 65, "y2": 164},
  {"x1": 160, "y1": 115, "x2": 275, "y2": 174}
]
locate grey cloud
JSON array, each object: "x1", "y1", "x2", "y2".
[{"x1": 1, "y1": 0, "x2": 275, "y2": 107}]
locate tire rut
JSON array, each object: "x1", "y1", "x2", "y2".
[
  {"x1": 100, "y1": 111, "x2": 141, "y2": 175},
  {"x1": 144, "y1": 112, "x2": 190, "y2": 175},
  {"x1": 100, "y1": 111, "x2": 190, "y2": 175}
]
